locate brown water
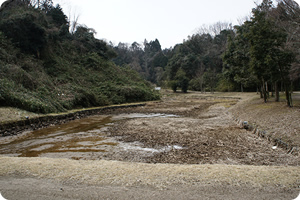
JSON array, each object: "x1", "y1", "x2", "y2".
[
  {"x1": 0, "y1": 115, "x2": 118, "y2": 160},
  {"x1": 0, "y1": 113, "x2": 178, "y2": 160}
]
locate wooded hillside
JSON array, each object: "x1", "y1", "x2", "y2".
[
  {"x1": 1, "y1": 0, "x2": 299, "y2": 113},
  {"x1": 0, "y1": 0, "x2": 160, "y2": 113}
]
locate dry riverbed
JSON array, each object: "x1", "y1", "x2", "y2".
[{"x1": 0, "y1": 91, "x2": 299, "y2": 199}]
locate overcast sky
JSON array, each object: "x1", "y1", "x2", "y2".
[
  {"x1": 54, "y1": 0, "x2": 258, "y2": 48},
  {"x1": 1, "y1": 0, "x2": 300, "y2": 48}
]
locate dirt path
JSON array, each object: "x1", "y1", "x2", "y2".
[
  {"x1": 1, "y1": 177, "x2": 297, "y2": 200},
  {"x1": 0, "y1": 91, "x2": 300, "y2": 199}
]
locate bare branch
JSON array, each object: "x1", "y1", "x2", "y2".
[{"x1": 195, "y1": 21, "x2": 233, "y2": 36}]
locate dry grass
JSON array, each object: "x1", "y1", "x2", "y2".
[
  {"x1": 0, "y1": 102, "x2": 147, "y2": 125},
  {"x1": 0, "y1": 107, "x2": 41, "y2": 124},
  {"x1": 229, "y1": 93, "x2": 300, "y2": 147},
  {"x1": 0, "y1": 156, "x2": 299, "y2": 189}
]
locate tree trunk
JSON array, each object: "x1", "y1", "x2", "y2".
[
  {"x1": 284, "y1": 82, "x2": 293, "y2": 107},
  {"x1": 262, "y1": 79, "x2": 267, "y2": 103},
  {"x1": 266, "y1": 81, "x2": 269, "y2": 99},
  {"x1": 275, "y1": 81, "x2": 279, "y2": 102},
  {"x1": 263, "y1": 89, "x2": 267, "y2": 103},
  {"x1": 285, "y1": 87, "x2": 290, "y2": 107},
  {"x1": 260, "y1": 85, "x2": 263, "y2": 98},
  {"x1": 200, "y1": 79, "x2": 203, "y2": 93},
  {"x1": 271, "y1": 82, "x2": 274, "y2": 97}
]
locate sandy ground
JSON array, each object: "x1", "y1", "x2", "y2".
[{"x1": 0, "y1": 91, "x2": 300, "y2": 199}]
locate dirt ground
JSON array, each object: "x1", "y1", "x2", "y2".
[
  {"x1": 0, "y1": 90, "x2": 300, "y2": 199},
  {"x1": 105, "y1": 91, "x2": 299, "y2": 165}
]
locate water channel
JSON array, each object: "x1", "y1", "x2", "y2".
[{"x1": 0, "y1": 113, "x2": 179, "y2": 160}]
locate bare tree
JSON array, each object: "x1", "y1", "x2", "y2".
[
  {"x1": 273, "y1": 0, "x2": 300, "y2": 83},
  {"x1": 63, "y1": 4, "x2": 81, "y2": 34},
  {"x1": 69, "y1": 13, "x2": 80, "y2": 34},
  {"x1": 195, "y1": 21, "x2": 233, "y2": 36},
  {"x1": 29, "y1": 0, "x2": 52, "y2": 8}
]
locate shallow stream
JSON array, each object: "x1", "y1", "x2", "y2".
[{"x1": 0, "y1": 113, "x2": 179, "y2": 160}]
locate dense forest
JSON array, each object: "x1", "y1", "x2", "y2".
[
  {"x1": 112, "y1": 0, "x2": 300, "y2": 106},
  {"x1": 0, "y1": 0, "x2": 299, "y2": 114},
  {"x1": 0, "y1": 0, "x2": 160, "y2": 113}
]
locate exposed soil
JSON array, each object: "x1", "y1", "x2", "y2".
[
  {"x1": 105, "y1": 91, "x2": 299, "y2": 165},
  {"x1": 0, "y1": 90, "x2": 300, "y2": 199}
]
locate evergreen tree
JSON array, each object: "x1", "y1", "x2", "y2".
[
  {"x1": 223, "y1": 24, "x2": 257, "y2": 92},
  {"x1": 246, "y1": 0, "x2": 294, "y2": 104}
]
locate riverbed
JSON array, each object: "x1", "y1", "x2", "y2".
[
  {"x1": 0, "y1": 91, "x2": 299, "y2": 200},
  {"x1": 0, "y1": 92, "x2": 298, "y2": 165},
  {"x1": 0, "y1": 113, "x2": 180, "y2": 160}
]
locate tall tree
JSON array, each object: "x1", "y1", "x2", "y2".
[
  {"x1": 272, "y1": 0, "x2": 300, "y2": 93},
  {"x1": 246, "y1": 0, "x2": 294, "y2": 104},
  {"x1": 223, "y1": 24, "x2": 258, "y2": 92}
]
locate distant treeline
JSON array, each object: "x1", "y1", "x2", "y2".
[
  {"x1": 112, "y1": 0, "x2": 300, "y2": 106},
  {"x1": 1, "y1": 0, "x2": 299, "y2": 113}
]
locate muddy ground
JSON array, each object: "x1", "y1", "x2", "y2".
[
  {"x1": 0, "y1": 91, "x2": 300, "y2": 199},
  {"x1": 104, "y1": 91, "x2": 299, "y2": 166}
]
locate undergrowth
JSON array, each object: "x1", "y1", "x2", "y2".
[{"x1": 0, "y1": 6, "x2": 159, "y2": 113}]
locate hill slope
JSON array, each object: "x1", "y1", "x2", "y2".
[{"x1": 0, "y1": 1, "x2": 159, "y2": 113}]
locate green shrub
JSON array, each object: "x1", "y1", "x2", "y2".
[
  {"x1": 216, "y1": 78, "x2": 235, "y2": 92},
  {"x1": 0, "y1": 4, "x2": 160, "y2": 114},
  {"x1": 168, "y1": 80, "x2": 178, "y2": 92},
  {"x1": 189, "y1": 78, "x2": 203, "y2": 91},
  {"x1": 0, "y1": 78, "x2": 59, "y2": 113}
]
